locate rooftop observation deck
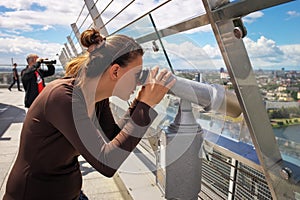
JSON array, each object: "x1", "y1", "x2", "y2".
[
  {"x1": 0, "y1": 86, "x2": 184, "y2": 200},
  {"x1": 0, "y1": 88, "x2": 131, "y2": 200}
]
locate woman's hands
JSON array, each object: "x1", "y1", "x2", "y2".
[{"x1": 136, "y1": 66, "x2": 176, "y2": 107}]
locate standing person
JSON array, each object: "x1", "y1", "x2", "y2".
[
  {"x1": 21, "y1": 54, "x2": 55, "y2": 108},
  {"x1": 8, "y1": 63, "x2": 22, "y2": 91},
  {"x1": 3, "y1": 28, "x2": 176, "y2": 200}
]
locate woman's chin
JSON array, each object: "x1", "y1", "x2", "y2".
[
  {"x1": 114, "y1": 91, "x2": 134, "y2": 101},
  {"x1": 116, "y1": 95, "x2": 130, "y2": 101}
]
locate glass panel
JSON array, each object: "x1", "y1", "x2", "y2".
[
  {"x1": 100, "y1": 0, "x2": 168, "y2": 34},
  {"x1": 112, "y1": 8, "x2": 256, "y2": 162},
  {"x1": 112, "y1": 15, "x2": 171, "y2": 70},
  {"x1": 102, "y1": 0, "x2": 206, "y2": 34},
  {"x1": 111, "y1": 14, "x2": 176, "y2": 130},
  {"x1": 149, "y1": 14, "x2": 253, "y2": 149},
  {"x1": 150, "y1": 0, "x2": 206, "y2": 29},
  {"x1": 96, "y1": 0, "x2": 300, "y2": 198},
  {"x1": 243, "y1": 3, "x2": 300, "y2": 167}
]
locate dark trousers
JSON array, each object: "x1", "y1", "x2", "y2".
[
  {"x1": 79, "y1": 191, "x2": 89, "y2": 200},
  {"x1": 8, "y1": 78, "x2": 21, "y2": 90}
]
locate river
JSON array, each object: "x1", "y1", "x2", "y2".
[{"x1": 273, "y1": 124, "x2": 300, "y2": 143}]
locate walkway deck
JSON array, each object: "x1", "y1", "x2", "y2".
[{"x1": 0, "y1": 88, "x2": 128, "y2": 200}]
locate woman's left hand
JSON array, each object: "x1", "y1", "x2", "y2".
[{"x1": 136, "y1": 66, "x2": 176, "y2": 107}]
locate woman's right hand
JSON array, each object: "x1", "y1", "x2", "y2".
[{"x1": 136, "y1": 66, "x2": 176, "y2": 107}]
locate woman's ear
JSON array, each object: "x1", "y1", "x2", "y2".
[{"x1": 109, "y1": 64, "x2": 120, "y2": 80}]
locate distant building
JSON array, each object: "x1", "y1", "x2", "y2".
[
  {"x1": 265, "y1": 101, "x2": 299, "y2": 110},
  {"x1": 220, "y1": 67, "x2": 230, "y2": 85}
]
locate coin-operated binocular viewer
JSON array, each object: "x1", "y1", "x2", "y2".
[
  {"x1": 156, "y1": 99, "x2": 203, "y2": 200},
  {"x1": 154, "y1": 75, "x2": 242, "y2": 200}
]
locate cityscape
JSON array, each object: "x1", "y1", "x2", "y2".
[{"x1": 174, "y1": 67, "x2": 300, "y2": 166}]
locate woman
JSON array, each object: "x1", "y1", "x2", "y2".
[{"x1": 4, "y1": 28, "x2": 176, "y2": 200}]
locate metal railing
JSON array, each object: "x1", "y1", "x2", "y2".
[{"x1": 62, "y1": 0, "x2": 300, "y2": 199}]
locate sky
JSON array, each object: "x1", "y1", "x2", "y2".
[{"x1": 0, "y1": 0, "x2": 299, "y2": 71}]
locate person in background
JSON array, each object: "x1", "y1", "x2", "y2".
[
  {"x1": 8, "y1": 63, "x2": 22, "y2": 92},
  {"x1": 3, "y1": 28, "x2": 176, "y2": 200},
  {"x1": 21, "y1": 54, "x2": 55, "y2": 108}
]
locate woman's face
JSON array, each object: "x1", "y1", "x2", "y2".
[{"x1": 112, "y1": 56, "x2": 143, "y2": 101}]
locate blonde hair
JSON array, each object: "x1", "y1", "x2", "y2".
[
  {"x1": 26, "y1": 54, "x2": 38, "y2": 64},
  {"x1": 65, "y1": 28, "x2": 144, "y2": 86}
]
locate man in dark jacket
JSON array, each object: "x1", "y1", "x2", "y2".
[
  {"x1": 8, "y1": 63, "x2": 22, "y2": 91},
  {"x1": 21, "y1": 54, "x2": 55, "y2": 108}
]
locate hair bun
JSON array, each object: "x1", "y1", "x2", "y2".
[{"x1": 80, "y1": 28, "x2": 103, "y2": 48}]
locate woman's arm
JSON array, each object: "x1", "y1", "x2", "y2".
[
  {"x1": 95, "y1": 99, "x2": 121, "y2": 141},
  {"x1": 95, "y1": 98, "x2": 141, "y2": 141},
  {"x1": 45, "y1": 86, "x2": 157, "y2": 177}
]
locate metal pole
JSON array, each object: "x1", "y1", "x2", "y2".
[
  {"x1": 157, "y1": 99, "x2": 203, "y2": 199},
  {"x1": 62, "y1": 47, "x2": 70, "y2": 61},
  {"x1": 64, "y1": 43, "x2": 73, "y2": 58},
  {"x1": 149, "y1": 13, "x2": 175, "y2": 74},
  {"x1": 71, "y1": 23, "x2": 85, "y2": 52},
  {"x1": 58, "y1": 51, "x2": 68, "y2": 69},
  {"x1": 84, "y1": 0, "x2": 109, "y2": 36},
  {"x1": 67, "y1": 36, "x2": 78, "y2": 56}
]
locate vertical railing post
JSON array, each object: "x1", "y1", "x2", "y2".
[
  {"x1": 228, "y1": 158, "x2": 238, "y2": 199},
  {"x1": 58, "y1": 51, "x2": 68, "y2": 69},
  {"x1": 62, "y1": 47, "x2": 70, "y2": 61},
  {"x1": 84, "y1": 0, "x2": 109, "y2": 36},
  {"x1": 71, "y1": 23, "x2": 85, "y2": 52},
  {"x1": 157, "y1": 99, "x2": 203, "y2": 200},
  {"x1": 64, "y1": 43, "x2": 73, "y2": 59},
  {"x1": 67, "y1": 36, "x2": 78, "y2": 56}
]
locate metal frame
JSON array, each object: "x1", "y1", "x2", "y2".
[
  {"x1": 201, "y1": 0, "x2": 298, "y2": 199},
  {"x1": 71, "y1": 23, "x2": 85, "y2": 52},
  {"x1": 63, "y1": 43, "x2": 72, "y2": 59},
  {"x1": 67, "y1": 36, "x2": 78, "y2": 56},
  {"x1": 84, "y1": 0, "x2": 108, "y2": 36}
]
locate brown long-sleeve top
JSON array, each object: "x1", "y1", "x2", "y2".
[{"x1": 4, "y1": 77, "x2": 157, "y2": 200}]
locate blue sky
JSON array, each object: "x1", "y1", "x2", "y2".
[
  {"x1": 246, "y1": 1, "x2": 300, "y2": 45},
  {"x1": 0, "y1": 0, "x2": 299, "y2": 71}
]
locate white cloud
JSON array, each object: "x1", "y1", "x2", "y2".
[
  {"x1": 0, "y1": 5, "x2": 78, "y2": 31},
  {"x1": 286, "y1": 10, "x2": 300, "y2": 20},
  {"x1": 280, "y1": 44, "x2": 300, "y2": 66},
  {"x1": 244, "y1": 36, "x2": 300, "y2": 69},
  {"x1": 101, "y1": 0, "x2": 206, "y2": 34},
  {"x1": 0, "y1": 0, "x2": 206, "y2": 68},
  {"x1": 287, "y1": 10, "x2": 300, "y2": 17},
  {"x1": 159, "y1": 38, "x2": 222, "y2": 70},
  {"x1": 243, "y1": 11, "x2": 264, "y2": 24},
  {"x1": 0, "y1": 1, "x2": 83, "y2": 31},
  {"x1": 0, "y1": 35, "x2": 61, "y2": 65},
  {"x1": 0, "y1": 1, "x2": 84, "y2": 66},
  {"x1": 41, "y1": 25, "x2": 54, "y2": 31},
  {"x1": 145, "y1": 35, "x2": 300, "y2": 71},
  {"x1": 244, "y1": 36, "x2": 283, "y2": 58}
]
